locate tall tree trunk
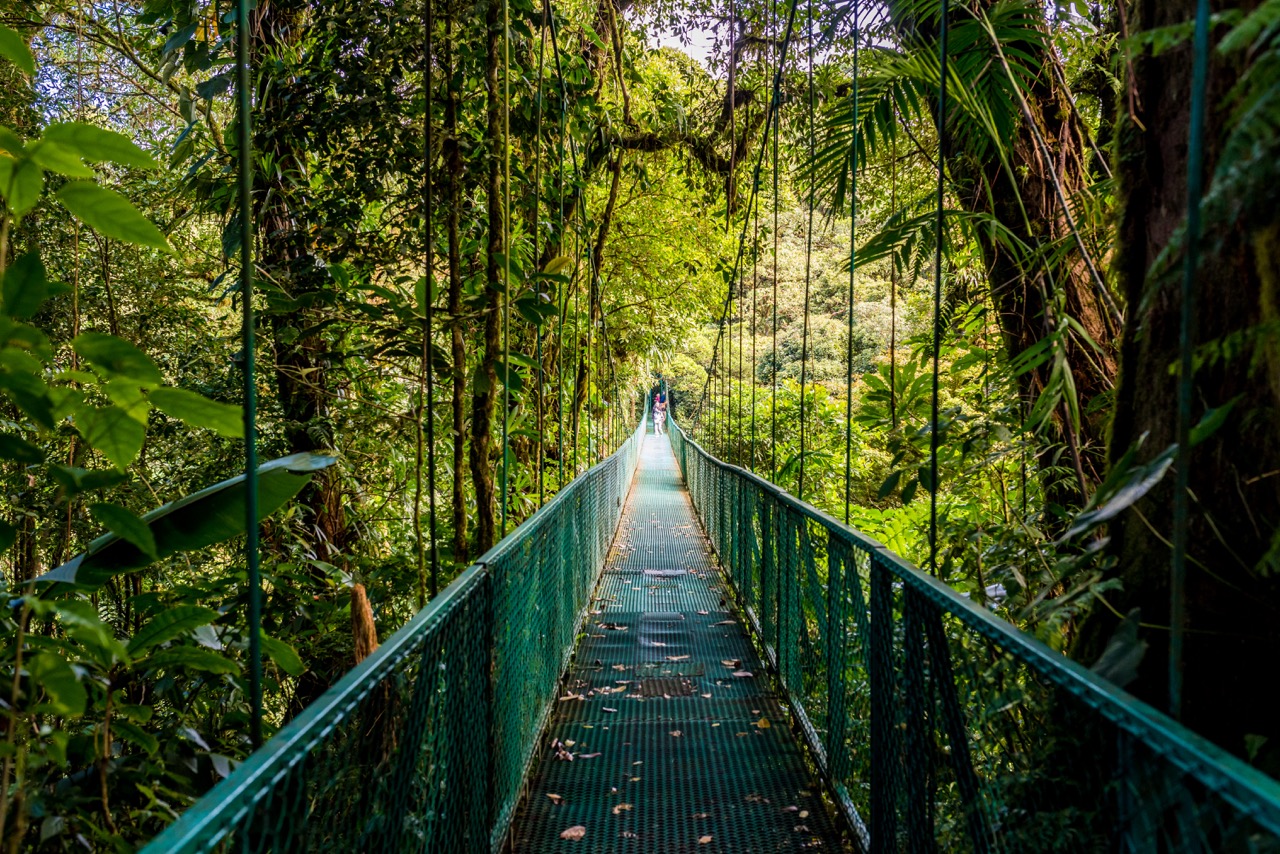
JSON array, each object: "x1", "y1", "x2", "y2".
[
  {"x1": 1084, "y1": 0, "x2": 1280, "y2": 763},
  {"x1": 887, "y1": 0, "x2": 1119, "y2": 502},
  {"x1": 443, "y1": 10, "x2": 468, "y2": 561},
  {"x1": 469, "y1": 0, "x2": 504, "y2": 554},
  {"x1": 253, "y1": 0, "x2": 352, "y2": 563}
]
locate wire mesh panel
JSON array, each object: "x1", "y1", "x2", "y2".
[
  {"x1": 144, "y1": 417, "x2": 648, "y2": 854},
  {"x1": 669, "y1": 418, "x2": 1280, "y2": 853}
]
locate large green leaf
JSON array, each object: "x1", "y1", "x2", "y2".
[
  {"x1": 72, "y1": 332, "x2": 163, "y2": 385},
  {"x1": 0, "y1": 431, "x2": 42, "y2": 464},
  {"x1": 76, "y1": 404, "x2": 146, "y2": 470},
  {"x1": 261, "y1": 631, "x2": 305, "y2": 677},
  {"x1": 2, "y1": 251, "x2": 69, "y2": 320},
  {"x1": 42, "y1": 122, "x2": 159, "y2": 170},
  {"x1": 150, "y1": 387, "x2": 243, "y2": 438},
  {"x1": 90, "y1": 502, "x2": 158, "y2": 560},
  {"x1": 35, "y1": 453, "x2": 336, "y2": 588},
  {"x1": 0, "y1": 519, "x2": 15, "y2": 555},
  {"x1": 127, "y1": 606, "x2": 219, "y2": 655},
  {"x1": 27, "y1": 652, "x2": 85, "y2": 717},
  {"x1": 0, "y1": 370, "x2": 55, "y2": 429},
  {"x1": 146, "y1": 646, "x2": 238, "y2": 675},
  {"x1": 4, "y1": 156, "x2": 43, "y2": 218},
  {"x1": 26, "y1": 139, "x2": 96, "y2": 178},
  {"x1": 56, "y1": 182, "x2": 171, "y2": 251},
  {"x1": 0, "y1": 25, "x2": 35, "y2": 77}
]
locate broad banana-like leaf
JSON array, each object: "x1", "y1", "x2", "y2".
[{"x1": 36, "y1": 453, "x2": 335, "y2": 588}]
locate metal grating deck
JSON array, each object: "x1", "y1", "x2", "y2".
[{"x1": 512, "y1": 434, "x2": 847, "y2": 852}]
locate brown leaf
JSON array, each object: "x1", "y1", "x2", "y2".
[
  {"x1": 713, "y1": 620, "x2": 736, "y2": 626},
  {"x1": 547, "y1": 793, "x2": 564, "y2": 804},
  {"x1": 692, "y1": 812, "x2": 710, "y2": 819},
  {"x1": 732, "y1": 670, "x2": 754, "y2": 678},
  {"x1": 579, "y1": 752, "x2": 602, "y2": 759},
  {"x1": 560, "y1": 825, "x2": 587, "y2": 841},
  {"x1": 756, "y1": 717, "x2": 771, "y2": 729},
  {"x1": 669, "y1": 730, "x2": 683, "y2": 737},
  {"x1": 666, "y1": 654, "x2": 690, "y2": 661},
  {"x1": 799, "y1": 810, "x2": 810, "y2": 819},
  {"x1": 697, "y1": 610, "x2": 710, "y2": 615},
  {"x1": 699, "y1": 835, "x2": 713, "y2": 844},
  {"x1": 612, "y1": 803, "x2": 634, "y2": 815},
  {"x1": 720, "y1": 659, "x2": 740, "y2": 668},
  {"x1": 603, "y1": 707, "x2": 618, "y2": 713}
]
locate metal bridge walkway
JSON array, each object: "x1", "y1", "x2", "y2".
[{"x1": 514, "y1": 433, "x2": 843, "y2": 852}]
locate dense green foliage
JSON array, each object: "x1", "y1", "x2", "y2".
[{"x1": 3, "y1": 0, "x2": 1280, "y2": 848}]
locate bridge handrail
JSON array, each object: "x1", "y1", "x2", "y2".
[
  {"x1": 669, "y1": 416, "x2": 1280, "y2": 850},
  {"x1": 145, "y1": 411, "x2": 649, "y2": 853}
]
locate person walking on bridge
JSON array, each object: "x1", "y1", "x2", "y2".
[{"x1": 653, "y1": 391, "x2": 667, "y2": 435}]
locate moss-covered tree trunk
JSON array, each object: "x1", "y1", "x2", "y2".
[
  {"x1": 469, "y1": 0, "x2": 504, "y2": 554},
  {"x1": 1089, "y1": 0, "x2": 1280, "y2": 763}
]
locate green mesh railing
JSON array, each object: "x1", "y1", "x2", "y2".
[
  {"x1": 144, "y1": 414, "x2": 648, "y2": 854},
  {"x1": 669, "y1": 417, "x2": 1280, "y2": 852}
]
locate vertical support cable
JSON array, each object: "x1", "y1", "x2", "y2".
[
  {"x1": 1171, "y1": 0, "x2": 1210, "y2": 721},
  {"x1": 796, "y1": 0, "x2": 816, "y2": 500},
  {"x1": 533, "y1": 12, "x2": 547, "y2": 507},
  {"x1": 770, "y1": 0, "x2": 780, "y2": 483},
  {"x1": 234, "y1": 0, "x2": 262, "y2": 749},
  {"x1": 929, "y1": 0, "x2": 949, "y2": 577},
  {"x1": 843, "y1": 10, "x2": 859, "y2": 525},
  {"x1": 500, "y1": 0, "x2": 512, "y2": 537},
  {"x1": 423, "y1": 0, "x2": 440, "y2": 600}
]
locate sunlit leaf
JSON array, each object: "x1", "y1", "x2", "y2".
[
  {"x1": 42, "y1": 122, "x2": 159, "y2": 169},
  {"x1": 127, "y1": 606, "x2": 219, "y2": 655},
  {"x1": 56, "y1": 182, "x2": 171, "y2": 250},
  {"x1": 36, "y1": 453, "x2": 335, "y2": 587},
  {"x1": 150, "y1": 387, "x2": 243, "y2": 438}
]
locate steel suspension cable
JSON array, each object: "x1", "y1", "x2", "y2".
[
  {"x1": 1170, "y1": 0, "x2": 1210, "y2": 722},
  {"x1": 843, "y1": 7, "x2": 858, "y2": 525},
  {"x1": 422, "y1": 0, "x2": 440, "y2": 601},
  {"x1": 500, "y1": 0, "x2": 512, "y2": 537},
  {"x1": 928, "y1": 0, "x2": 949, "y2": 577},
  {"x1": 533, "y1": 10, "x2": 547, "y2": 507},
  {"x1": 694, "y1": 0, "x2": 800, "y2": 457},
  {"x1": 796, "y1": 0, "x2": 816, "y2": 500},
  {"x1": 771, "y1": 0, "x2": 780, "y2": 480},
  {"x1": 234, "y1": 0, "x2": 262, "y2": 749}
]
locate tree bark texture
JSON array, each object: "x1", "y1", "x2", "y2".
[
  {"x1": 469, "y1": 0, "x2": 503, "y2": 555},
  {"x1": 1093, "y1": 0, "x2": 1280, "y2": 763}
]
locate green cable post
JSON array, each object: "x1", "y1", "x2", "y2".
[
  {"x1": 548, "y1": 0, "x2": 567, "y2": 489},
  {"x1": 843, "y1": 11, "x2": 858, "y2": 525},
  {"x1": 500, "y1": 0, "x2": 511, "y2": 538},
  {"x1": 929, "y1": 0, "x2": 949, "y2": 577},
  {"x1": 234, "y1": 0, "x2": 262, "y2": 749},
  {"x1": 1171, "y1": 0, "x2": 1210, "y2": 721}
]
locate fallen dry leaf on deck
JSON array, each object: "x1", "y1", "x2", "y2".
[
  {"x1": 603, "y1": 707, "x2": 618, "y2": 713},
  {"x1": 666, "y1": 654, "x2": 690, "y2": 661},
  {"x1": 621, "y1": 830, "x2": 638, "y2": 839},
  {"x1": 713, "y1": 620, "x2": 736, "y2": 626},
  {"x1": 547, "y1": 793, "x2": 564, "y2": 804},
  {"x1": 697, "y1": 610, "x2": 710, "y2": 615},
  {"x1": 699, "y1": 835, "x2": 713, "y2": 844},
  {"x1": 612, "y1": 803, "x2": 633, "y2": 815},
  {"x1": 721, "y1": 659, "x2": 740, "y2": 668},
  {"x1": 670, "y1": 730, "x2": 683, "y2": 737},
  {"x1": 732, "y1": 670, "x2": 754, "y2": 678},
  {"x1": 756, "y1": 717, "x2": 771, "y2": 729},
  {"x1": 578, "y1": 752, "x2": 602, "y2": 759},
  {"x1": 800, "y1": 810, "x2": 810, "y2": 819},
  {"x1": 560, "y1": 826, "x2": 587, "y2": 841}
]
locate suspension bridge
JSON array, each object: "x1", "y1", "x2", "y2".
[{"x1": 142, "y1": 410, "x2": 1280, "y2": 852}]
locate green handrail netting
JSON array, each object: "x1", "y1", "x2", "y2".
[
  {"x1": 145, "y1": 413, "x2": 648, "y2": 854},
  {"x1": 668, "y1": 417, "x2": 1280, "y2": 852}
]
